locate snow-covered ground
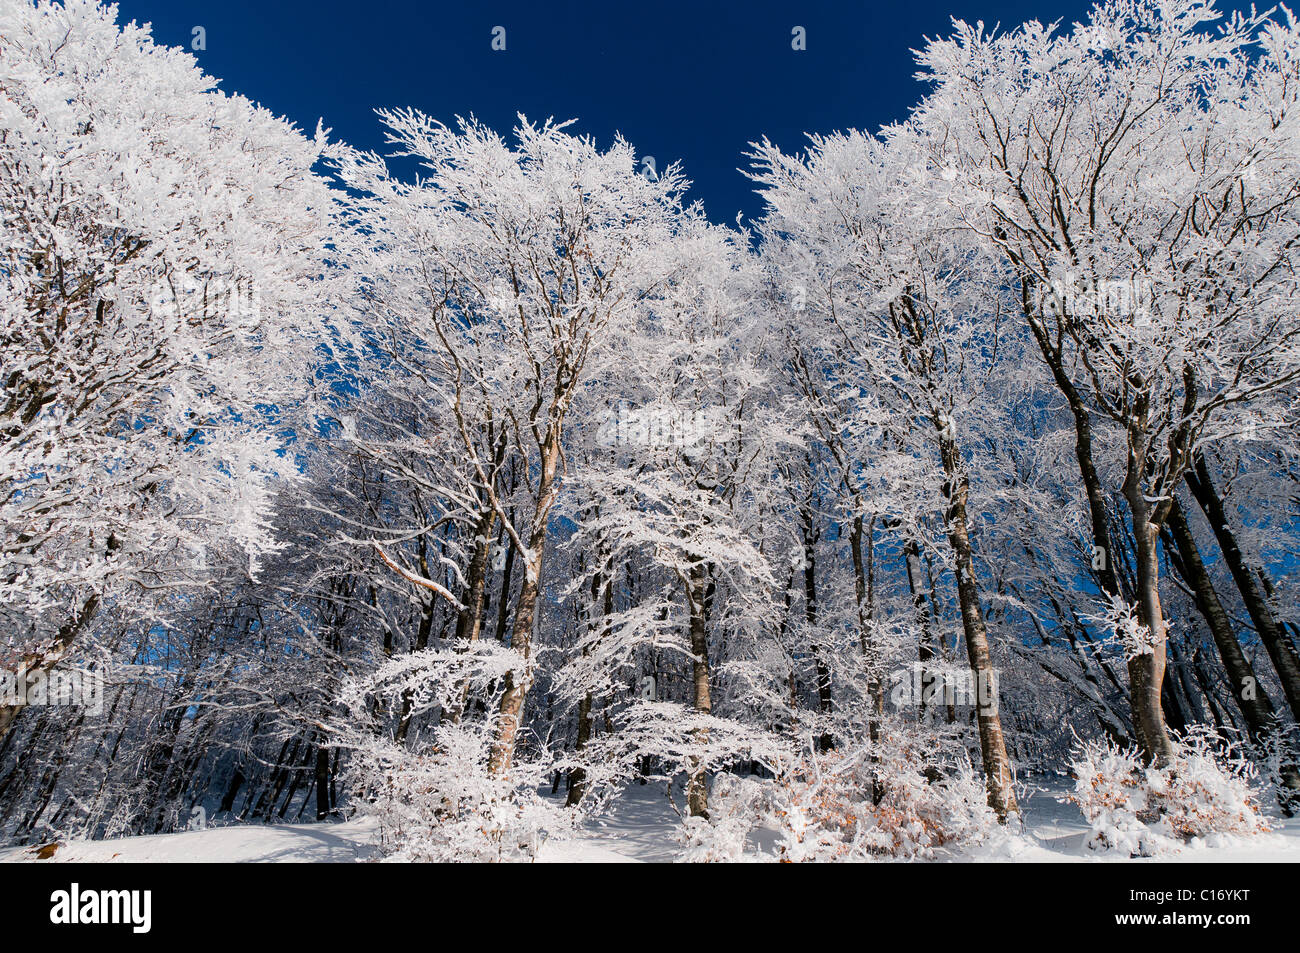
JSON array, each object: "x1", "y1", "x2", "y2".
[
  {"x1": 3, "y1": 781, "x2": 1297, "y2": 863},
  {"x1": 0, "y1": 815, "x2": 382, "y2": 864}
]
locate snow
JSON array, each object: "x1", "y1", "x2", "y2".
[
  {"x1": 0, "y1": 817, "x2": 380, "y2": 864},
  {"x1": 539, "y1": 784, "x2": 686, "y2": 863},
  {"x1": 957, "y1": 783, "x2": 1300, "y2": 863},
  {"x1": 4, "y1": 781, "x2": 1297, "y2": 863}
]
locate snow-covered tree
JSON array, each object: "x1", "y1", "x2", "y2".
[
  {"x1": 915, "y1": 0, "x2": 1300, "y2": 765},
  {"x1": 329, "y1": 112, "x2": 706, "y2": 775},
  {"x1": 0, "y1": 0, "x2": 341, "y2": 739},
  {"x1": 750, "y1": 126, "x2": 1024, "y2": 818}
]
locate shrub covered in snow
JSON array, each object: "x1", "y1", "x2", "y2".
[
  {"x1": 771, "y1": 731, "x2": 997, "y2": 861},
  {"x1": 1068, "y1": 728, "x2": 1269, "y2": 855},
  {"x1": 339, "y1": 641, "x2": 572, "y2": 862},
  {"x1": 348, "y1": 723, "x2": 571, "y2": 862},
  {"x1": 561, "y1": 701, "x2": 789, "y2": 814},
  {"x1": 676, "y1": 773, "x2": 778, "y2": 862},
  {"x1": 677, "y1": 728, "x2": 999, "y2": 862}
]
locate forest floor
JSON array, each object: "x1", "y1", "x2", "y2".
[{"x1": 2, "y1": 779, "x2": 1298, "y2": 863}]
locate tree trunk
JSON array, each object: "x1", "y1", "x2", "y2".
[
  {"x1": 315, "y1": 742, "x2": 331, "y2": 821},
  {"x1": 904, "y1": 537, "x2": 940, "y2": 722},
  {"x1": 1123, "y1": 476, "x2": 1177, "y2": 767},
  {"x1": 492, "y1": 518, "x2": 516, "y2": 642},
  {"x1": 488, "y1": 434, "x2": 561, "y2": 775},
  {"x1": 850, "y1": 513, "x2": 885, "y2": 804},
  {"x1": 802, "y1": 517, "x2": 834, "y2": 751},
  {"x1": 1185, "y1": 456, "x2": 1300, "y2": 721},
  {"x1": 849, "y1": 515, "x2": 883, "y2": 729},
  {"x1": 441, "y1": 509, "x2": 500, "y2": 726},
  {"x1": 394, "y1": 595, "x2": 435, "y2": 744},
  {"x1": 1018, "y1": 278, "x2": 1178, "y2": 765},
  {"x1": 1165, "y1": 498, "x2": 1300, "y2": 810},
  {"x1": 0, "y1": 594, "x2": 100, "y2": 744},
  {"x1": 566, "y1": 693, "x2": 593, "y2": 807},
  {"x1": 685, "y1": 562, "x2": 713, "y2": 818},
  {"x1": 1022, "y1": 307, "x2": 1123, "y2": 600},
  {"x1": 940, "y1": 438, "x2": 1018, "y2": 820},
  {"x1": 566, "y1": 542, "x2": 614, "y2": 806},
  {"x1": 454, "y1": 508, "x2": 497, "y2": 644}
]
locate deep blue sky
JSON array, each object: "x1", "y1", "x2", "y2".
[{"x1": 111, "y1": 1, "x2": 1160, "y2": 224}]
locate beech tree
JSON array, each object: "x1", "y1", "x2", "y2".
[
  {"x1": 749, "y1": 127, "x2": 1022, "y2": 819},
  {"x1": 555, "y1": 219, "x2": 790, "y2": 816},
  {"x1": 0, "y1": 0, "x2": 340, "y2": 740},
  {"x1": 329, "y1": 113, "x2": 698, "y2": 774},
  {"x1": 915, "y1": 0, "x2": 1300, "y2": 764}
]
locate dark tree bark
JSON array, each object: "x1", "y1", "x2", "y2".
[
  {"x1": 567, "y1": 542, "x2": 612, "y2": 808},
  {"x1": 1185, "y1": 456, "x2": 1300, "y2": 721},
  {"x1": 315, "y1": 741, "x2": 332, "y2": 821},
  {"x1": 801, "y1": 508, "x2": 834, "y2": 751},
  {"x1": 454, "y1": 508, "x2": 498, "y2": 644},
  {"x1": 903, "y1": 537, "x2": 939, "y2": 722},
  {"x1": 1164, "y1": 498, "x2": 1300, "y2": 811}
]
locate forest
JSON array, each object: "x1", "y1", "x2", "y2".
[{"x1": 2, "y1": 0, "x2": 1300, "y2": 862}]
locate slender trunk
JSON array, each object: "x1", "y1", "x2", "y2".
[
  {"x1": 493, "y1": 518, "x2": 516, "y2": 642},
  {"x1": 567, "y1": 547, "x2": 610, "y2": 807},
  {"x1": 1191, "y1": 646, "x2": 1234, "y2": 733},
  {"x1": 802, "y1": 517, "x2": 834, "y2": 751},
  {"x1": 315, "y1": 742, "x2": 331, "y2": 821},
  {"x1": 775, "y1": 573, "x2": 800, "y2": 733},
  {"x1": 1023, "y1": 307, "x2": 1123, "y2": 601},
  {"x1": 924, "y1": 548, "x2": 959, "y2": 725},
  {"x1": 940, "y1": 438, "x2": 1018, "y2": 820},
  {"x1": 1123, "y1": 472, "x2": 1177, "y2": 767},
  {"x1": 277, "y1": 750, "x2": 307, "y2": 819},
  {"x1": 1165, "y1": 499, "x2": 1300, "y2": 809},
  {"x1": 850, "y1": 513, "x2": 885, "y2": 804},
  {"x1": 1185, "y1": 456, "x2": 1300, "y2": 721},
  {"x1": 566, "y1": 693, "x2": 592, "y2": 807},
  {"x1": 904, "y1": 537, "x2": 938, "y2": 722},
  {"x1": 685, "y1": 562, "x2": 713, "y2": 819},
  {"x1": 261, "y1": 737, "x2": 302, "y2": 822},
  {"x1": 219, "y1": 715, "x2": 262, "y2": 815},
  {"x1": 444, "y1": 508, "x2": 499, "y2": 725},
  {"x1": 849, "y1": 515, "x2": 883, "y2": 732},
  {"x1": 1161, "y1": 649, "x2": 1190, "y2": 735},
  {"x1": 1167, "y1": 638, "x2": 1201, "y2": 727},
  {"x1": 241, "y1": 735, "x2": 289, "y2": 820},
  {"x1": 394, "y1": 591, "x2": 435, "y2": 744},
  {"x1": 455, "y1": 508, "x2": 497, "y2": 644},
  {"x1": 15, "y1": 711, "x2": 84, "y2": 839},
  {"x1": 329, "y1": 748, "x2": 339, "y2": 809},
  {"x1": 488, "y1": 434, "x2": 561, "y2": 775}
]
